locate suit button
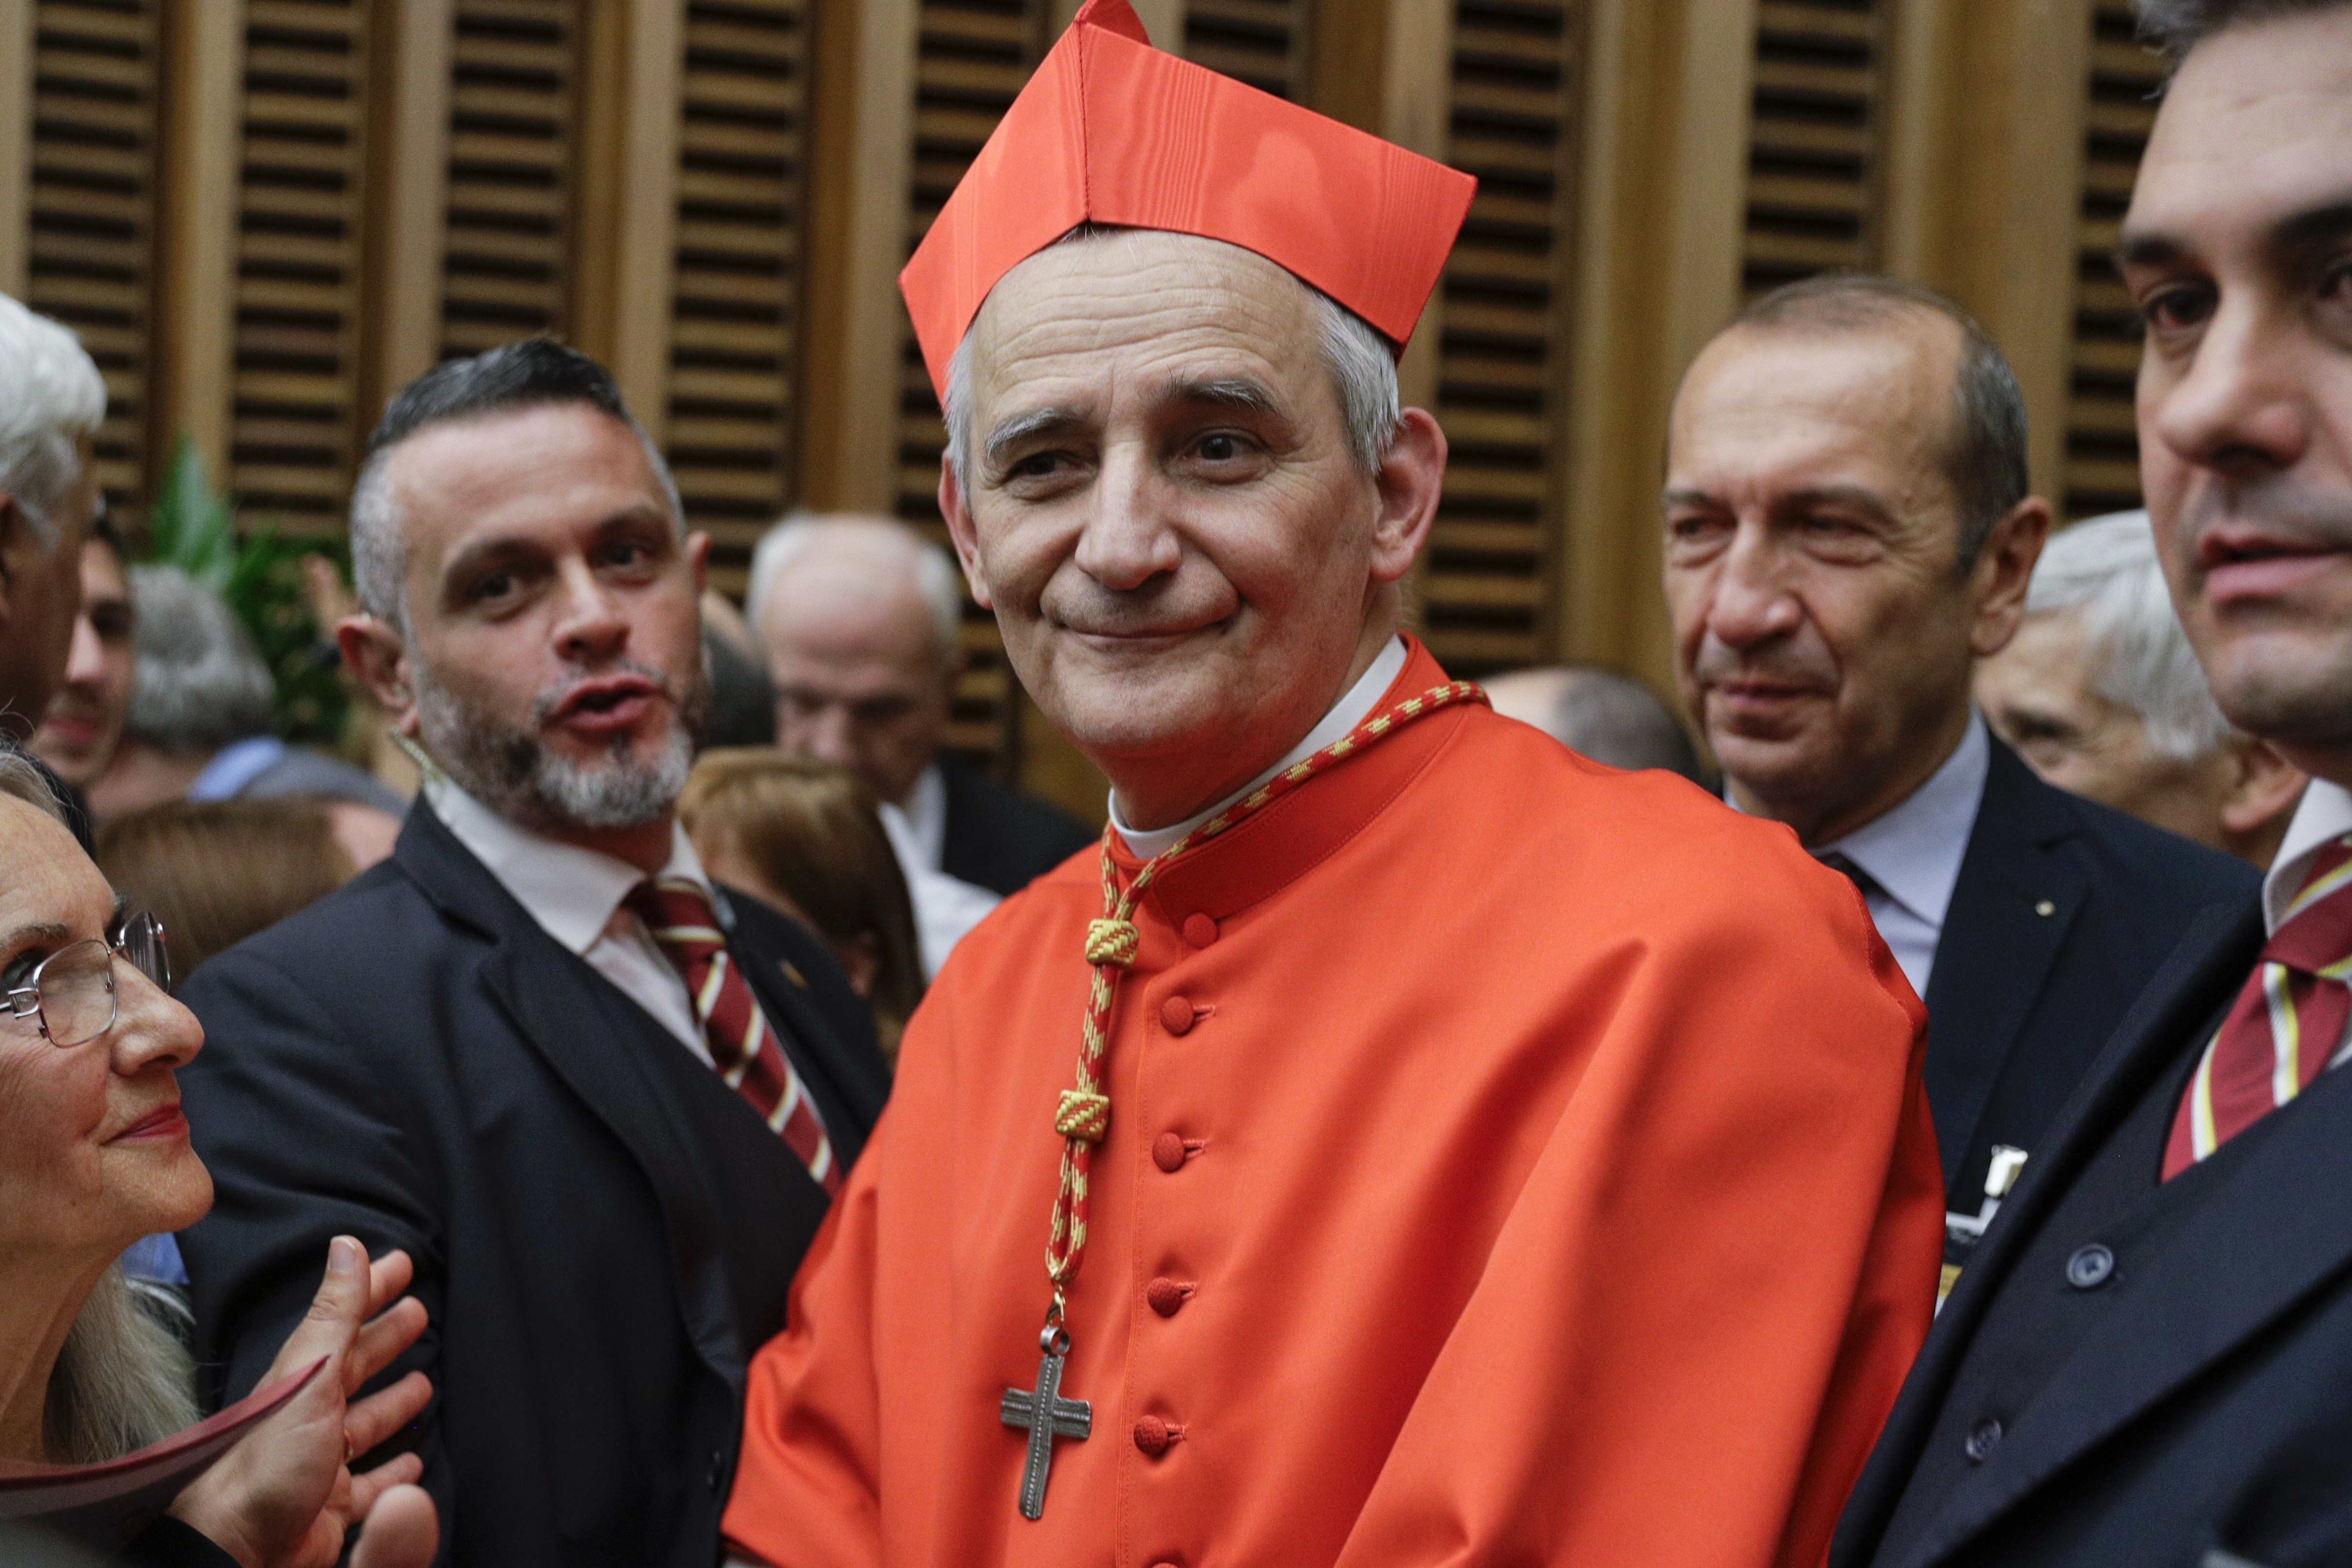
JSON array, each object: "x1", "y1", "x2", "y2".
[
  {"x1": 1183, "y1": 913, "x2": 1218, "y2": 947},
  {"x1": 1146, "y1": 1277, "x2": 1187, "y2": 1316},
  {"x1": 1134, "y1": 1415, "x2": 1174, "y2": 1456},
  {"x1": 707, "y1": 1449, "x2": 725, "y2": 1491},
  {"x1": 1965, "y1": 1419, "x2": 2002, "y2": 1463},
  {"x1": 2066, "y1": 1244, "x2": 2115, "y2": 1290},
  {"x1": 1152, "y1": 1133, "x2": 1188, "y2": 1172},
  {"x1": 1160, "y1": 996, "x2": 1197, "y2": 1035}
]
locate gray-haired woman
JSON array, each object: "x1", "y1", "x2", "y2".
[{"x1": 0, "y1": 745, "x2": 435, "y2": 1567}]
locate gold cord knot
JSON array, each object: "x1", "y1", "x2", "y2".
[
  {"x1": 1084, "y1": 918, "x2": 1139, "y2": 967},
  {"x1": 1054, "y1": 1090, "x2": 1111, "y2": 1143}
]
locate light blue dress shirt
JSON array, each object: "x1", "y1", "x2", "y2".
[{"x1": 1814, "y1": 712, "x2": 1991, "y2": 999}]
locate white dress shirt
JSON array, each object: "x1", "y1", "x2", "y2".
[
  {"x1": 1814, "y1": 713, "x2": 1990, "y2": 998},
  {"x1": 424, "y1": 776, "x2": 717, "y2": 1065},
  {"x1": 878, "y1": 797, "x2": 1001, "y2": 980},
  {"x1": 900, "y1": 762, "x2": 950, "y2": 872},
  {"x1": 1731, "y1": 711, "x2": 1990, "y2": 999},
  {"x1": 1110, "y1": 635, "x2": 1409, "y2": 860}
]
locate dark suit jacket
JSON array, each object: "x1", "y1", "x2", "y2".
[
  {"x1": 174, "y1": 804, "x2": 890, "y2": 1568},
  {"x1": 1835, "y1": 893, "x2": 2352, "y2": 1568},
  {"x1": 1925, "y1": 738, "x2": 2254, "y2": 1218},
  {"x1": 936, "y1": 752, "x2": 1097, "y2": 896}
]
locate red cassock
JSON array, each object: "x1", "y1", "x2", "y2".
[{"x1": 725, "y1": 640, "x2": 1943, "y2": 1568}]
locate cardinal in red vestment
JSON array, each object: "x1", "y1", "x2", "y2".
[{"x1": 723, "y1": 4, "x2": 1943, "y2": 1565}]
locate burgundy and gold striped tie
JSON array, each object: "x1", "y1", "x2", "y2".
[
  {"x1": 626, "y1": 877, "x2": 841, "y2": 1195},
  {"x1": 2164, "y1": 834, "x2": 2352, "y2": 1179}
]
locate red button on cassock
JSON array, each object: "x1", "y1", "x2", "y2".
[
  {"x1": 1160, "y1": 996, "x2": 1197, "y2": 1035},
  {"x1": 1134, "y1": 1415, "x2": 1173, "y2": 1456},
  {"x1": 1182, "y1": 913, "x2": 1218, "y2": 947},
  {"x1": 1146, "y1": 1277, "x2": 1186, "y2": 1316},
  {"x1": 1152, "y1": 1133, "x2": 1188, "y2": 1173}
]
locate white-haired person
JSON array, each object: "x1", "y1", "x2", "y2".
[
  {"x1": 0, "y1": 740, "x2": 435, "y2": 1568},
  {"x1": 0, "y1": 295, "x2": 110, "y2": 849},
  {"x1": 1976, "y1": 509, "x2": 2308, "y2": 867},
  {"x1": 747, "y1": 514, "x2": 1095, "y2": 891},
  {"x1": 746, "y1": 513, "x2": 1096, "y2": 971}
]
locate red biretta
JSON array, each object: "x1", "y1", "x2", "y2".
[{"x1": 724, "y1": 5, "x2": 1943, "y2": 1565}]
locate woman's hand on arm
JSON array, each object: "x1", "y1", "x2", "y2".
[{"x1": 167, "y1": 1237, "x2": 437, "y2": 1568}]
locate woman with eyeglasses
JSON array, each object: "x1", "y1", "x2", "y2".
[{"x1": 0, "y1": 745, "x2": 435, "y2": 1568}]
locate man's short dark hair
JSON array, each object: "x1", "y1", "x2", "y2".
[
  {"x1": 1733, "y1": 273, "x2": 2030, "y2": 570},
  {"x1": 349, "y1": 338, "x2": 682, "y2": 626},
  {"x1": 2136, "y1": 0, "x2": 2352, "y2": 66}
]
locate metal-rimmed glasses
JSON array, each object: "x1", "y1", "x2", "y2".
[{"x1": 3, "y1": 912, "x2": 170, "y2": 1047}]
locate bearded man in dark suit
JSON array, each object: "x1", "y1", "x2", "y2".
[
  {"x1": 175, "y1": 341, "x2": 890, "y2": 1568},
  {"x1": 1835, "y1": 3, "x2": 2352, "y2": 1563}
]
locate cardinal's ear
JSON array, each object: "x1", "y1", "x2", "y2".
[{"x1": 1368, "y1": 409, "x2": 1444, "y2": 585}]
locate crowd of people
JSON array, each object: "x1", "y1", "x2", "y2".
[{"x1": 1, "y1": 0, "x2": 2348, "y2": 1563}]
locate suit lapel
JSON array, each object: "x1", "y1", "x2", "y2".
[
  {"x1": 1916, "y1": 1059, "x2": 2352, "y2": 1567},
  {"x1": 1837, "y1": 896, "x2": 2260, "y2": 1568},
  {"x1": 1888, "y1": 900, "x2": 2269, "y2": 1568},
  {"x1": 1922, "y1": 743, "x2": 2088, "y2": 1190},
  {"x1": 394, "y1": 805, "x2": 752, "y2": 1382},
  {"x1": 714, "y1": 884, "x2": 872, "y2": 1168}
]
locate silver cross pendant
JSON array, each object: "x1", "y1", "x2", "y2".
[{"x1": 999, "y1": 1325, "x2": 1091, "y2": 1519}]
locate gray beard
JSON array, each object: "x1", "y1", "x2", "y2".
[{"x1": 411, "y1": 657, "x2": 710, "y2": 833}]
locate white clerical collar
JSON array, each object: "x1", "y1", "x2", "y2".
[
  {"x1": 424, "y1": 774, "x2": 711, "y2": 956},
  {"x1": 2262, "y1": 778, "x2": 2352, "y2": 936},
  {"x1": 1813, "y1": 711, "x2": 1989, "y2": 934},
  {"x1": 1110, "y1": 636, "x2": 1409, "y2": 861}
]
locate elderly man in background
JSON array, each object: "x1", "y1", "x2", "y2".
[
  {"x1": 1665, "y1": 273, "x2": 2253, "y2": 1299},
  {"x1": 1977, "y1": 508, "x2": 2305, "y2": 867},
  {"x1": 29, "y1": 507, "x2": 134, "y2": 795},
  {"x1": 0, "y1": 293, "x2": 107, "y2": 848},
  {"x1": 1484, "y1": 663, "x2": 1707, "y2": 781},
  {"x1": 724, "y1": 7, "x2": 1942, "y2": 1567},
  {"x1": 1836, "y1": 3, "x2": 2352, "y2": 1562},
  {"x1": 174, "y1": 339, "x2": 890, "y2": 1568},
  {"x1": 749, "y1": 513, "x2": 1095, "y2": 901},
  {"x1": 90, "y1": 565, "x2": 406, "y2": 843}
]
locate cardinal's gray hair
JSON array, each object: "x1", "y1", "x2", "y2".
[
  {"x1": 2136, "y1": 0, "x2": 2352, "y2": 65},
  {"x1": 941, "y1": 230, "x2": 1401, "y2": 485}
]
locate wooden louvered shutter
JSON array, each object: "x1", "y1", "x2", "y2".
[
  {"x1": 441, "y1": 0, "x2": 583, "y2": 356},
  {"x1": 1180, "y1": 0, "x2": 1304, "y2": 99},
  {"x1": 231, "y1": 0, "x2": 371, "y2": 541},
  {"x1": 899, "y1": 0, "x2": 1052, "y2": 763},
  {"x1": 2063, "y1": 0, "x2": 2156, "y2": 521},
  {"x1": 1742, "y1": 0, "x2": 1886, "y2": 299},
  {"x1": 26, "y1": 0, "x2": 162, "y2": 513},
  {"x1": 666, "y1": 0, "x2": 811, "y2": 591},
  {"x1": 1418, "y1": 0, "x2": 1582, "y2": 674}
]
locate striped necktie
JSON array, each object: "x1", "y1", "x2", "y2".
[
  {"x1": 625, "y1": 877, "x2": 842, "y2": 1196},
  {"x1": 2164, "y1": 835, "x2": 2352, "y2": 1179}
]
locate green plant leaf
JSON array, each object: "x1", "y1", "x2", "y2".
[{"x1": 141, "y1": 437, "x2": 350, "y2": 747}]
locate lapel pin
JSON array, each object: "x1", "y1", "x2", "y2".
[{"x1": 2035, "y1": 900, "x2": 2056, "y2": 918}]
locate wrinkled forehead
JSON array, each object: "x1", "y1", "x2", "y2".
[
  {"x1": 2129, "y1": 15, "x2": 2352, "y2": 252},
  {"x1": 386, "y1": 404, "x2": 672, "y2": 562},
  {"x1": 1671, "y1": 322, "x2": 1960, "y2": 493},
  {"x1": 962, "y1": 230, "x2": 1326, "y2": 407},
  {"x1": 0, "y1": 793, "x2": 100, "y2": 925}
]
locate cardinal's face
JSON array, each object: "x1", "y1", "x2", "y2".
[{"x1": 943, "y1": 231, "x2": 1418, "y2": 827}]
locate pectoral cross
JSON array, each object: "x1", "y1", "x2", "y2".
[{"x1": 1000, "y1": 1327, "x2": 1091, "y2": 1519}]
